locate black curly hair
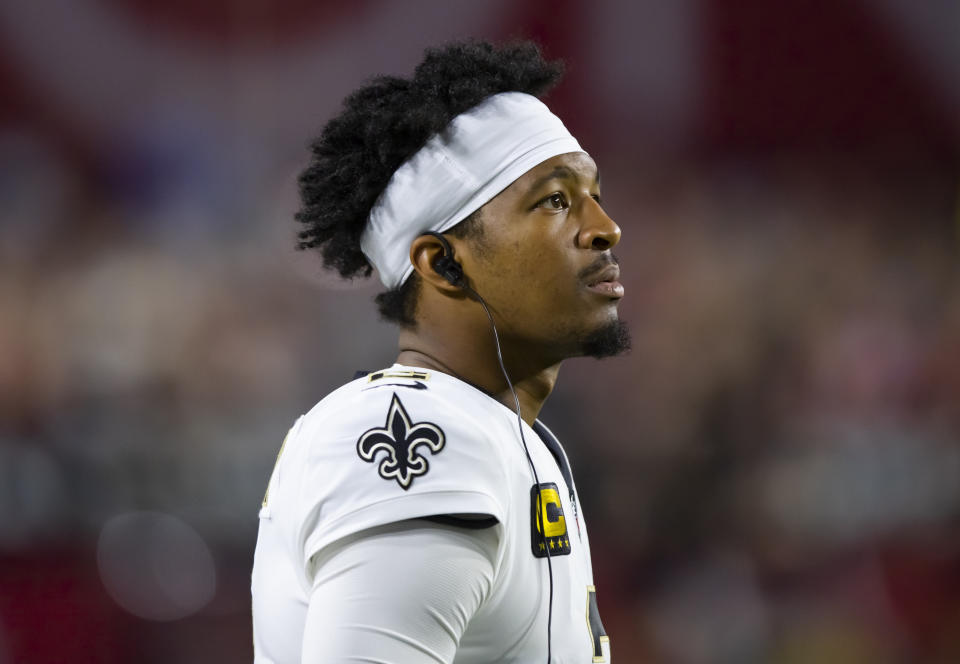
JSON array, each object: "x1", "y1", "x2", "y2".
[{"x1": 295, "y1": 40, "x2": 564, "y2": 327}]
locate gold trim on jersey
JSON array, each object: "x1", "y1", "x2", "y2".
[
  {"x1": 367, "y1": 369, "x2": 431, "y2": 382},
  {"x1": 586, "y1": 585, "x2": 610, "y2": 662},
  {"x1": 261, "y1": 429, "x2": 291, "y2": 508}
]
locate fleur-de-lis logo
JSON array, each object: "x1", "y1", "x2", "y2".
[{"x1": 357, "y1": 393, "x2": 446, "y2": 490}]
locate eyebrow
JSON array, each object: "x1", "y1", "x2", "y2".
[{"x1": 526, "y1": 164, "x2": 600, "y2": 194}]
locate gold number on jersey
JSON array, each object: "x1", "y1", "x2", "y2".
[
  {"x1": 367, "y1": 369, "x2": 430, "y2": 382},
  {"x1": 261, "y1": 429, "x2": 291, "y2": 509},
  {"x1": 586, "y1": 585, "x2": 610, "y2": 662}
]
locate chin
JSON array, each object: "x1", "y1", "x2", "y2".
[{"x1": 579, "y1": 319, "x2": 631, "y2": 359}]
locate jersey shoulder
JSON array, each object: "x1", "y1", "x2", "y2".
[
  {"x1": 300, "y1": 366, "x2": 499, "y2": 449},
  {"x1": 276, "y1": 366, "x2": 513, "y2": 568}
]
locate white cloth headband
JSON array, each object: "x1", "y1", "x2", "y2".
[{"x1": 360, "y1": 91, "x2": 584, "y2": 289}]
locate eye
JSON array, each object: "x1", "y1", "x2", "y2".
[{"x1": 537, "y1": 192, "x2": 568, "y2": 210}]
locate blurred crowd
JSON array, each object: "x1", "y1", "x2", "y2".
[{"x1": 2, "y1": 0, "x2": 959, "y2": 661}]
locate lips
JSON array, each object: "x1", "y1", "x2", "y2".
[{"x1": 584, "y1": 263, "x2": 625, "y2": 298}]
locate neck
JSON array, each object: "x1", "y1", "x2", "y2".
[{"x1": 397, "y1": 331, "x2": 561, "y2": 426}]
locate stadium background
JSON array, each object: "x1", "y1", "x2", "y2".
[{"x1": 1, "y1": 0, "x2": 958, "y2": 661}]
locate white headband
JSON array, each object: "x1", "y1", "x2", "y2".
[{"x1": 360, "y1": 91, "x2": 584, "y2": 289}]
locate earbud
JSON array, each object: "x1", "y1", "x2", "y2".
[{"x1": 421, "y1": 231, "x2": 466, "y2": 288}]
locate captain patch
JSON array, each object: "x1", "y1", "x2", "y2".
[
  {"x1": 530, "y1": 482, "x2": 571, "y2": 557},
  {"x1": 357, "y1": 393, "x2": 445, "y2": 490}
]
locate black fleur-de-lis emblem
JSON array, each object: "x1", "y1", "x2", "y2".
[{"x1": 357, "y1": 393, "x2": 445, "y2": 490}]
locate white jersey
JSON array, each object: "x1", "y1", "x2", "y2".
[{"x1": 251, "y1": 364, "x2": 610, "y2": 663}]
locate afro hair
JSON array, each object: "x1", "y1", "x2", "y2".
[{"x1": 295, "y1": 40, "x2": 564, "y2": 326}]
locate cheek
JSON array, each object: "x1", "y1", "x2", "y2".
[
  {"x1": 515, "y1": 257, "x2": 576, "y2": 314},
  {"x1": 472, "y1": 232, "x2": 576, "y2": 311}
]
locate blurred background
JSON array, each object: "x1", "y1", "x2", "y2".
[{"x1": 1, "y1": 0, "x2": 958, "y2": 662}]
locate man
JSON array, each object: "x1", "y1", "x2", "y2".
[{"x1": 251, "y1": 41, "x2": 628, "y2": 663}]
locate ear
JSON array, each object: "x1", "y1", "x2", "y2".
[{"x1": 409, "y1": 234, "x2": 464, "y2": 294}]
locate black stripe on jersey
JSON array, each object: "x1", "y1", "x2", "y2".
[
  {"x1": 362, "y1": 381, "x2": 428, "y2": 392},
  {"x1": 532, "y1": 421, "x2": 574, "y2": 493},
  {"x1": 422, "y1": 515, "x2": 499, "y2": 529}
]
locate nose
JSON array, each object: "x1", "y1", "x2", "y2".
[{"x1": 577, "y1": 198, "x2": 621, "y2": 250}]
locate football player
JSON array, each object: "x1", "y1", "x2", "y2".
[{"x1": 252, "y1": 41, "x2": 628, "y2": 663}]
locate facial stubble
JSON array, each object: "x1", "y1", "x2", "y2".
[{"x1": 580, "y1": 319, "x2": 631, "y2": 359}]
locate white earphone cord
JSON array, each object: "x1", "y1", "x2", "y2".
[{"x1": 466, "y1": 284, "x2": 554, "y2": 664}]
